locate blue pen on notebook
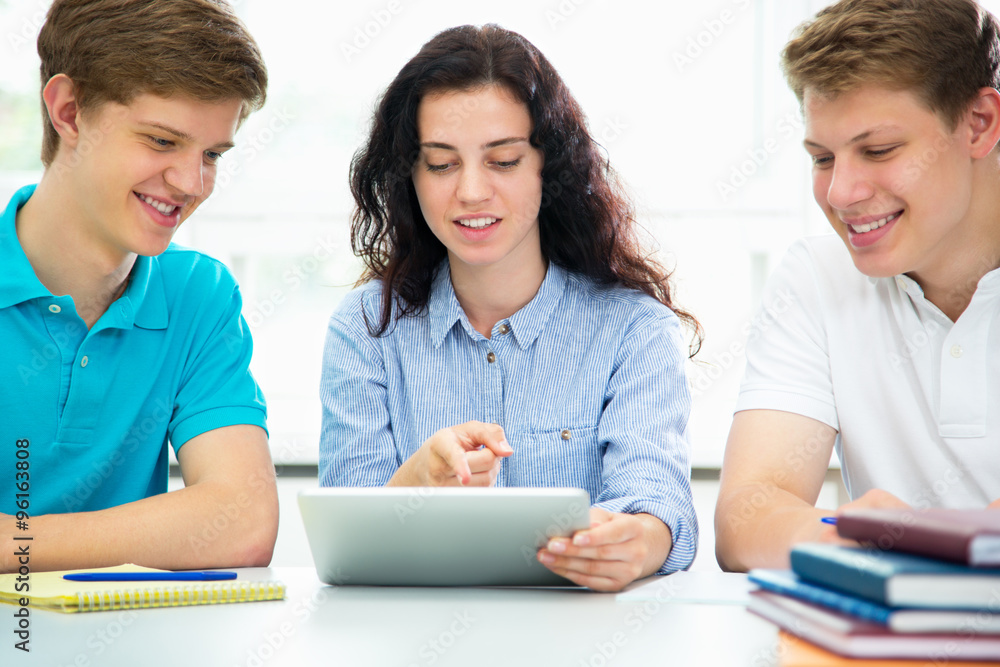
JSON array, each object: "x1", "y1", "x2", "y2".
[
  {"x1": 63, "y1": 571, "x2": 238, "y2": 582},
  {"x1": 820, "y1": 516, "x2": 838, "y2": 525}
]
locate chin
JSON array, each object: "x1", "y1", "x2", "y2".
[{"x1": 848, "y1": 254, "x2": 903, "y2": 279}]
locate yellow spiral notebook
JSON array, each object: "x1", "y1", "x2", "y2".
[{"x1": 0, "y1": 564, "x2": 285, "y2": 613}]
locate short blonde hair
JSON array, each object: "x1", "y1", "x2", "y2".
[
  {"x1": 37, "y1": 0, "x2": 268, "y2": 167},
  {"x1": 783, "y1": 0, "x2": 1000, "y2": 127}
]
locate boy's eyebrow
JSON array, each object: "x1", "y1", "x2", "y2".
[
  {"x1": 138, "y1": 121, "x2": 236, "y2": 151},
  {"x1": 420, "y1": 137, "x2": 530, "y2": 151},
  {"x1": 803, "y1": 124, "x2": 902, "y2": 149}
]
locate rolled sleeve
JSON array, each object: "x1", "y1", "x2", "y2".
[{"x1": 594, "y1": 308, "x2": 698, "y2": 574}]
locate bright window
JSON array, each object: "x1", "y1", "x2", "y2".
[{"x1": 4, "y1": 0, "x2": 994, "y2": 466}]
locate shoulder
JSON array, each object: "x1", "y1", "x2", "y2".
[
  {"x1": 773, "y1": 235, "x2": 875, "y2": 302},
  {"x1": 563, "y1": 270, "x2": 680, "y2": 331},
  {"x1": 327, "y1": 279, "x2": 408, "y2": 343},
  {"x1": 155, "y1": 243, "x2": 240, "y2": 294},
  {"x1": 332, "y1": 279, "x2": 386, "y2": 322},
  {"x1": 559, "y1": 271, "x2": 683, "y2": 359}
]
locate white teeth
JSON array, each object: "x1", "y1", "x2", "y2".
[
  {"x1": 849, "y1": 212, "x2": 898, "y2": 234},
  {"x1": 457, "y1": 217, "x2": 498, "y2": 229},
  {"x1": 139, "y1": 194, "x2": 178, "y2": 216}
]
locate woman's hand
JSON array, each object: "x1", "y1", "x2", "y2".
[
  {"x1": 387, "y1": 421, "x2": 512, "y2": 487},
  {"x1": 537, "y1": 508, "x2": 673, "y2": 592}
]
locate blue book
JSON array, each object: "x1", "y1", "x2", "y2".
[
  {"x1": 749, "y1": 568, "x2": 1000, "y2": 633},
  {"x1": 790, "y1": 543, "x2": 1000, "y2": 609}
]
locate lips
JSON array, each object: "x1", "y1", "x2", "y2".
[
  {"x1": 844, "y1": 210, "x2": 901, "y2": 249},
  {"x1": 136, "y1": 192, "x2": 180, "y2": 216},
  {"x1": 846, "y1": 211, "x2": 900, "y2": 234},
  {"x1": 456, "y1": 216, "x2": 499, "y2": 229},
  {"x1": 135, "y1": 191, "x2": 182, "y2": 228}
]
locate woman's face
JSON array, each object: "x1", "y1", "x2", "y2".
[{"x1": 412, "y1": 85, "x2": 545, "y2": 277}]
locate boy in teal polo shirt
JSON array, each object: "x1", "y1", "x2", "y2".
[{"x1": 0, "y1": 0, "x2": 278, "y2": 572}]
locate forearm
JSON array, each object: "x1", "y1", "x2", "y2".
[
  {"x1": 714, "y1": 482, "x2": 830, "y2": 572},
  {"x1": 3, "y1": 470, "x2": 277, "y2": 573}
]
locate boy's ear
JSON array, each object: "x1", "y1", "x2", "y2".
[
  {"x1": 42, "y1": 73, "x2": 82, "y2": 150},
  {"x1": 967, "y1": 86, "x2": 1000, "y2": 159}
]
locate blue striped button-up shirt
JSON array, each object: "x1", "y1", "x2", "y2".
[{"x1": 319, "y1": 261, "x2": 698, "y2": 572}]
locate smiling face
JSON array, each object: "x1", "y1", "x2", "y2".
[
  {"x1": 411, "y1": 85, "x2": 545, "y2": 279},
  {"x1": 803, "y1": 84, "x2": 980, "y2": 281},
  {"x1": 64, "y1": 92, "x2": 242, "y2": 259}
]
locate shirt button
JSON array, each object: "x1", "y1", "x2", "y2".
[
  {"x1": 80, "y1": 356, "x2": 89, "y2": 368},
  {"x1": 49, "y1": 304, "x2": 61, "y2": 314},
  {"x1": 499, "y1": 324, "x2": 510, "y2": 335},
  {"x1": 560, "y1": 429, "x2": 571, "y2": 440},
  {"x1": 896, "y1": 277, "x2": 907, "y2": 290},
  {"x1": 951, "y1": 345, "x2": 964, "y2": 359},
  {"x1": 486, "y1": 352, "x2": 496, "y2": 364}
]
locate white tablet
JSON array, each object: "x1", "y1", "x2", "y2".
[{"x1": 298, "y1": 487, "x2": 591, "y2": 587}]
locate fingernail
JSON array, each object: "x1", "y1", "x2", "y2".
[
  {"x1": 538, "y1": 552, "x2": 555, "y2": 564},
  {"x1": 573, "y1": 534, "x2": 589, "y2": 547},
  {"x1": 548, "y1": 540, "x2": 566, "y2": 554},
  {"x1": 500, "y1": 440, "x2": 512, "y2": 453}
]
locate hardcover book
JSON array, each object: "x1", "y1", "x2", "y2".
[
  {"x1": 790, "y1": 543, "x2": 1000, "y2": 609},
  {"x1": 837, "y1": 508, "x2": 1000, "y2": 566}
]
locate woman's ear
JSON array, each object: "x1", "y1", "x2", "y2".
[
  {"x1": 966, "y1": 86, "x2": 1000, "y2": 159},
  {"x1": 42, "y1": 73, "x2": 82, "y2": 152}
]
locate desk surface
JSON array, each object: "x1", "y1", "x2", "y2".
[{"x1": 15, "y1": 568, "x2": 778, "y2": 666}]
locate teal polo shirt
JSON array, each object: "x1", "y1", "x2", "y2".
[{"x1": 1, "y1": 185, "x2": 267, "y2": 515}]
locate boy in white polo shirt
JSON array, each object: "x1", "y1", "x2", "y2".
[{"x1": 715, "y1": 0, "x2": 1000, "y2": 571}]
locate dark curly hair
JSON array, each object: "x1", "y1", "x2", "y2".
[{"x1": 350, "y1": 24, "x2": 701, "y2": 354}]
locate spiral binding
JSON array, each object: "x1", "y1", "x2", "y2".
[{"x1": 73, "y1": 581, "x2": 286, "y2": 612}]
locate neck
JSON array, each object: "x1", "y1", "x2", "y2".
[
  {"x1": 449, "y1": 253, "x2": 548, "y2": 338},
  {"x1": 909, "y1": 182, "x2": 1000, "y2": 320},
  {"x1": 909, "y1": 246, "x2": 999, "y2": 322},
  {"x1": 17, "y1": 174, "x2": 135, "y2": 328}
]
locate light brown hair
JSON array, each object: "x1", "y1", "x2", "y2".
[
  {"x1": 783, "y1": 0, "x2": 1000, "y2": 127},
  {"x1": 37, "y1": 0, "x2": 267, "y2": 167}
]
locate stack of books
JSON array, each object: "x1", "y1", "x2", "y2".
[{"x1": 747, "y1": 508, "x2": 1000, "y2": 663}]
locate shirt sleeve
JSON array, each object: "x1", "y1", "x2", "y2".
[
  {"x1": 735, "y1": 240, "x2": 839, "y2": 430},
  {"x1": 169, "y1": 279, "x2": 268, "y2": 450},
  {"x1": 319, "y1": 288, "x2": 399, "y2": 486},
  {"x1": 593, "y1": 305, "x2": 699, "y2": 574}
]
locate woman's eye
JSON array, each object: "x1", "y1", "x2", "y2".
[{"x1": 493, "y1": 159, "x2": 521, "y2": 171}]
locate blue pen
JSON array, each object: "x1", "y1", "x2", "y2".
[
  {"x1": 63, "y1": 571, "x2": 237, "y2": 582},
  {"x1": 820, "y1": 516, "x2": 838, "y2": 525}
]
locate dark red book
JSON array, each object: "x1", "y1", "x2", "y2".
[{"x1": 837, "y1": 508, "x2": 1000, "y2": 566}]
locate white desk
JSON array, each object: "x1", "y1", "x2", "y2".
[{"x1": 17, "y1": 569, "x2": 778, "y2": 666}]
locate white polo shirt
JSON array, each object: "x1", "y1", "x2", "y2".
[{"x1": 736, "y1": 234, "x2": 1000, "y2": 508}]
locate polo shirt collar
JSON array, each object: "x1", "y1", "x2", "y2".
[
  {"x1": 0, "y1": 185, "x2": 50, "y2": 309},
  {"x1": 122, "y1": 253, "x2": 168, "y2": 330},
  {"x1": 427, "y1": 259, "x2": 568, "y2": 350},
  {"x1": 0, "y1": 183, "x2": 167, "y2": 330},
  {"x1": 882, "y1": 268, "x2": 1000, "y2": 299}
]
